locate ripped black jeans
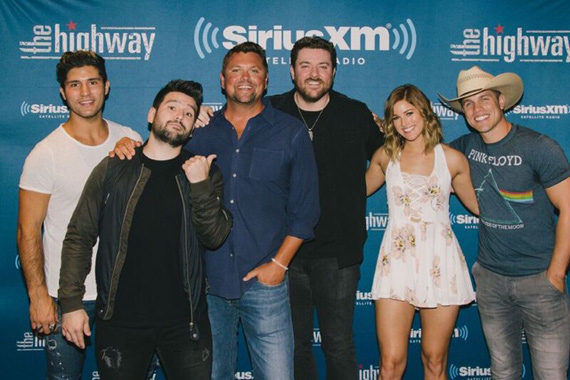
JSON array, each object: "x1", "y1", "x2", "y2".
[{"x1": 95, "y1": 313, "x2": 212, "y2": 380}]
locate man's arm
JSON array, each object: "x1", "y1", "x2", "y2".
[
  {"x1": 17, "y1": 190, "x2": 58, "y2": 335},
  {"x1": 184, "y1": 155, "x2": 233, "y2": 249},
  {"x1": 244, "y1": 126, "x2": 320, "y2": 284},
  {"x1": 545, "y1": 177, "x2": 570, "y2": 292},
  {"x1": 243, "y1": 236, "x2": 303, "y2": 285},
  {"x1": 59, "y1": 158, "x2": 108, "y2": 348}
]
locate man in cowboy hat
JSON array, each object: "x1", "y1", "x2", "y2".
[{"x1": 440, "y1": 66, "x2": 570, "y2": 379}]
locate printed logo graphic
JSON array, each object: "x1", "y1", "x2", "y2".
[
  {"x1": 449, "y1": 363, "x2": 526, "y2": 379},
  {"x1": 16, "y1": 332, "x2": 45, "y2": 352},
  {"x1": 508, "y1": 103, "x2": 570, "y2": 120},
  {"x1": 449, "y1": 212, "x2": 479, "y2": 230},
  {"x1": 431, "y1": 102, "x2": 459, "y2": 121},
  {"x1": 312, "y1": 328, "x2": 322, "y2": 347},
  {"x1": 203, "y1": 102, "x2": 224, "y2": 112},
  {"x1": 15, "y1": 254, "x2": 21, "y2": 269},
  {"x1": 193, "y1": 17, "x2": 417, "y2": 63},
  {"x1": 234, "y1": 372, "x2": 254, "y2": 380},
  {"x1": 359, "y1": 364, "x2": 380, "y2": 380},
  {"x1": 450, "y1": 25, "x2": 570, "y2": 63},
  {"x1": 20, "y1": 101, "x2": 68, "y2": 119},
  {"x1": 366, "y1": 212, "x2": 389, "y2": 231},
  {"x1": 19, "y1": 21, "x2": 156, "y2": 60},
  {"x1": 409, "y1": 325, "x2": 469, "y2": 344},
  {"x1": 355, "y1": 290, "x2": 374, "y2": 306}
]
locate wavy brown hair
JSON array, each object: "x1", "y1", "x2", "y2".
[{"x1": 383, "y1": 84, "x2": 443, "y2": 161}]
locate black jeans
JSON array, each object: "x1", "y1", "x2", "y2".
[
  {"x1": 95, "y1": 314, "x2": 212, "y2": 380},
  {"x1": 289, "y1": 256, "x2": 360, "y2": 380}
]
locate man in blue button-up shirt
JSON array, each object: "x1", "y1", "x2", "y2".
[{"x1": 187, "y1": 42, "x2": 319, "y2": 380}]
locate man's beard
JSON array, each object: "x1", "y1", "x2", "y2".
[
  {"x1": 295, "y1": 78, "x2": 333, "y2": 103},
  {"x1": 152, "y1": 121, "x2": 192, "y2": 147}
]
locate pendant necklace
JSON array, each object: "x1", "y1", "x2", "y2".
[{"x1": 295, "y1": 94, "x2": 329, "y2": 141}]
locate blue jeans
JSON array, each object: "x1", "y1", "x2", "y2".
[
  {"x1": 289, "y1": 257, "x2": 360, "y2": 380},
  {"x1": 46, "y1": 300, "x2": 96, "y2": 380},
  {"x1": 472, "y1": 262, "x2": 570, "y2": 380},
  {"x1": 207, "y1": 277, "x2": 294, "y2": 380}
]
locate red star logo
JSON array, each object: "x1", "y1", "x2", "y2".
[
  {"x1": 67, "y1": 20, "x2": 77, "y2": 30},
  {"x1": 494, "y1": 24, "x2": 505, "y2": 34}
]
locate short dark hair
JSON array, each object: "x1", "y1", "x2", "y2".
[
  {"x1": 290, "y1": 36, "x2": 337, "y2": 70},
  {"x1": 221, "y1": 42, "x2": 268, "y2": 73},
  {"x1": 56, "y1": 51, "x2": 107, "y2": 88},
  {"x1": 149, "y1": 80, "x2": 203, "y2": 130}
]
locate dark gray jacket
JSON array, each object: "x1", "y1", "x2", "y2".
[{"x1": 59, "y1": 146, "x2": 232, "y2": 337}]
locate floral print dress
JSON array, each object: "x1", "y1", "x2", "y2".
[{"x1": 371, "y1": 144, "x2": 476, "y2": 308}]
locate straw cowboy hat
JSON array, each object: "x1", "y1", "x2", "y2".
[{"x1": 439, "y1": 66, "x2": 523, "y2": 113}]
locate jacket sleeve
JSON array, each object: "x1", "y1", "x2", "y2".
[
  {"x1": 58, "y1": 158, "x2": 108, "y2": 313},
  {"x1": 189, "y1": 164, "x2": 232, "y2": 250}
]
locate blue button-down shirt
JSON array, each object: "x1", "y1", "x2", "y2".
[{"x1": 186, "y1": 99, "x2": 319, "y2": 299}]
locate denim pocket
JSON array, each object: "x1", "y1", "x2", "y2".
[
  {"x1": 249, "y1": 148, "x2": 284, "y2": 181},
  {"x1": 542, "y1": 271, "x2": 566, "y2": 296}
]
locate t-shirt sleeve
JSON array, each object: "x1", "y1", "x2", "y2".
[
  {"x1": 533, "y1": 135, "x2": 570, "y2": 188},
  {"x1": 449, "y1": 135, "x2": 466, "y2": 153},
  {"x1": 19, "y1": 143, "x2": 54, "y2": 194}
]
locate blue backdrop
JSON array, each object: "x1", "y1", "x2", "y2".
[{"x1": 2, "y1": 1, "x2": 569, "y2": 379}]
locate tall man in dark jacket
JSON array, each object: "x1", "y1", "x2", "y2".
[
  {"x1": 58, "y1": 80, "x2": 232, "y2": 380},
  {"x1": 269, "y1": 37, "x2": 384, "y2": 380}
]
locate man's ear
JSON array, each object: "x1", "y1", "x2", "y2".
[
  {"x1": 59, "y1": 87, "x2": 66, "y2": 101},
  {"x1": 147, "y1": 107, "x2": 156, "y2": 124},
  {"x1": 498, "y1": 92, "x2": 506, "y2": 110}
]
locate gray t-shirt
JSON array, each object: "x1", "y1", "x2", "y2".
[{"x1": 451, "y1": 124, "x2": 570, "y2": 276}]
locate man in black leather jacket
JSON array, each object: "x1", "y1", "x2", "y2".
[{"x1": 58, "y1": 80, "x2": 232, "y2": 380}]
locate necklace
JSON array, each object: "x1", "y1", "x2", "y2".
[{"x1": 295, "y1": 94, "x2": 329, "y2": 141}]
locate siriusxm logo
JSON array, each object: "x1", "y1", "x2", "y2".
[
  {"x1": 92, "y1": 371, "x2": 100, "y2": 380},
  {"x1": 409, "y1": 325, "x2": 469, "y2": 344},
  {"x1": 355, "y1": 290, "x2": 373, "y2": 306},
  {"x1": 450, "y1": 26, "x2": 570, "y2": 63},
  {"x1": 203, "y1": 102, "x2": 224, "y2": 112},
  {"x1": 312, "y1": 328, "x2": 322, "y2": 346},
  {"x1": 366, "y1": 212, "x2": 389, "y2": 231},
  {"x1": 449, "y1": 213, "x2": 479, "y2": 230},
  {"x1": 234, "y1": 372, "x2": 254, "y2": 380},
  {"x1": 16, "y1": 332, "x2": 45, "y2": 352},
  {"x1": 359, "y1": 364, "x2": 380, "y2": 380},
  {"x1": 194, "y1": 17, "x2": 417, "y2": 60},
  {"x1": 509, "y1": 104, "x2": 570, "y2": 120},
  {"x1": 449, "y1": 364, "x2": 526, "y2": 379},
  {"x1": 19, "y1": 22, "x2": 156, "y2": 60},
  {"x1": 431, "y1": 102, "x2": 459, "y2": 121},
  {"x1": 21, "y1": 101, "x2": 68, "y2": 119}
]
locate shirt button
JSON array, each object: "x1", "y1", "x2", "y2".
[
  {"x1": 229, "y1": 254, "x2": 233, "y2": 257},
  {"x1": 232, "y1": 173, "x2": 237, "y2": 178},
  {"x1": 235, "y1": 149, "x2": 240, "y2": 153},
  {"x1": 230, "y1": 199, "x2": 234, "y2": 204}
]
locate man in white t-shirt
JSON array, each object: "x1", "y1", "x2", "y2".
[{"x1": 17, "y1": 50, "x2": 142, "y2": 379}]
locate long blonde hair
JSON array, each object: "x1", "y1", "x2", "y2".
[{"x1": 383, "y1": 84, "x2": 443, "y2": 161}]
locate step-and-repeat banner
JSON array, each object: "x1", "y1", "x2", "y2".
[{"x1": 2, "y1": 1, "x2": 569, "y2": 379}]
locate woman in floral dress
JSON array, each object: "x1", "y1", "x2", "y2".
[{"x1": 366, "y1": 85, "x2": 478, "y2": 379}]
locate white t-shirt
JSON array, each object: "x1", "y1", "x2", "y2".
[{"x1": 19, "y1": 120, "x2": 142, "y2": 300}]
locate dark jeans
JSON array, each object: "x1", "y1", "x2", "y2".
[
  {"x1": 95, "y1": 314, "x2": 212, "y2": 380},
  {"x1": 289, "y1": 256, "x2": 360, "y2": 380}
]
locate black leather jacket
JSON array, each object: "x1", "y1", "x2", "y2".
[{"x1": 59, "y1": 147, "x2": 232, "y2": 338}]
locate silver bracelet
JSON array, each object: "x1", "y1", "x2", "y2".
[{"x1": 271, "y1": 257, "x2": 288, "y2": 271}]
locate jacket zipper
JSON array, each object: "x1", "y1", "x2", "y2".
[
  {"x1": 104, "y1": 164, "x2": 146, "y2": 319},
  {"x1": 176, "y1": 176, "x2": 195, "y2": 337}
]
